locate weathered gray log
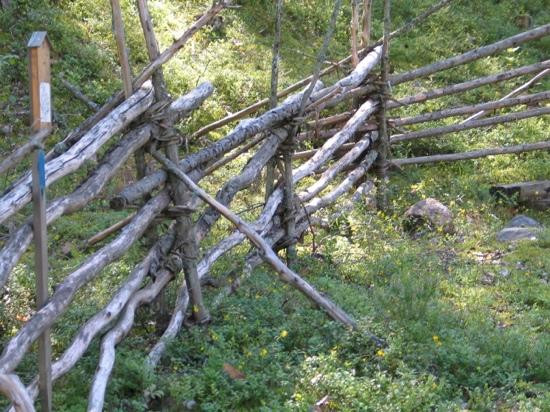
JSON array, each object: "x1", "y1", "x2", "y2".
[
  {"x1": 391, "y1": 106, "x2": 550, "y2": 143},
  {"x1": 17, "y1": 231, "x2": 175, "y2": 407},
  {"x1": 114, "y1": 45, "x2": 382, "y2": 208},
  {"x1": 0, "y1": 191, "x2": 170, "y2": 374},
  {"x1": 147, "y1": 137, "x2": 382, "y2": 367},
  {"x1": 293, "y1": 142, "x2": 357, "y2": 160},
  {"x1": 297, "y1": 122, "x2": 378, "y2": 143},
  {"x1": 0, "y1": 374, "x2": 34, "y2": 412},
  {"x1": 306, "y1": 111, "x2": 354, "y2": 129},
  {"x1": 152, "y1": 150, "x2": 358, "y2": 327},
  {"x1": 392, "y1": 141, "x2": 550, "y2": 165},
  {"x1": 462, "y1": 68, "x2": 550, "y2": 123},
  {"x1": 50, "y1": 1, "x2": 227, "y2": 157},
  {"x1": 0, "y1": 125, "x2": 153, "y2": 290},
  {"x1": 204, "y1": 133, "x2": 266, "y2": 176},
  {"x1": 87, "y1": 269, "x2": 173, "y2": 412},
  {"x1": 388, "y1": 60, "x2": 550, "y2": 110},
  {"x1": 390, "y1": 24, "x2": 550, "y2": 85},
  {"x1": 196, "y1": 129, "x2": 288, "y2": 239},
  {"x1": 0, "y1": 129, "x2": 51, "y2": 176},
  {"x1": 0, "y1": 83, "x2": 154, "y2": 226},
  {"x1": 390, "y1": 91, "x2": 550, "y2": 126}
]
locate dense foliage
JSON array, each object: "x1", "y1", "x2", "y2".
[{"x1": 0, "y1": 0, "x2": 549, "y2": 410}]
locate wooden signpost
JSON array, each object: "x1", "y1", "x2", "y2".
[{"x1": 28, "y1": 31, "x2": 52, "y2": 412}]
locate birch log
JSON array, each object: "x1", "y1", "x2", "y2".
[
  {"x1": 0, "y1": 83, "x2": 154, "y2": 226},
  {"x1": 0, "y1": 192, "x2": 170, "y2": 374},
  {"x1": 0, "y1": 125, "x2": 153, "y2": 290}
]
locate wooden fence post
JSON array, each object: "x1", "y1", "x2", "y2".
[{"x1": 28, "y1": 31, "x2": 53, "y2": 412}]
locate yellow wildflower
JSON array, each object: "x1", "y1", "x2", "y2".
[
  {"x1": 432, "y1": 335, "x2": 442, "y2": 346},
  {"x1": 260, "y1": 348, "x2": 268, "y2": 357},
  {"x1": 376, "y1": 349, "x2": 385, "y2": 357},
  {"x1": 279, "y1": 330, "x2": 288, "y2": 339}
]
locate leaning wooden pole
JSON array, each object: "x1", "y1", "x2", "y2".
[
  {"x1": 265, "y1": 0, "x2": 283, "y2": 203},
  {"x1": 375, "y1": 0, "x2": 391, "y2": 210},
  {"x1": 151, "y1": 150, "x2": 361, "y2": 330}
]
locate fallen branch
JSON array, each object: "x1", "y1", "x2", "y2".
[
  {"x1": 392, "y1": 140, "x2": 550, "y2": 166},
  {"x1": 391, "y1": 106, "x2": 550, "y2": 143},
  {"x1": 84, "y1": 213, "x2": 137, "y2": 248},
  {"x1": 59, "y1": 76, "x2": 99, "y2": 111}
]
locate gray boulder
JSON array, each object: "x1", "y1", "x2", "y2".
[
  {"x1": 403, "y1": 198, "x2": 453, "y2": 234},
  {"x1": 497, "y1": 214, "x2": 542, "y2": 242}
]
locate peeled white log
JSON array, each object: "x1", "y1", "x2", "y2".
[
  {"x1": 87, "y1": 270, "x2": 172, "y2": 412},
  {"x1": 16, "y1": 231, "x2": 175, "y2": 406},
  {"x1": 0, "y1": 191, "x2": 170, "y2": 375},
  {"x1": 0, "y1": 374, "x2": 34, "y2": 412},
  {"x1": 293, "y1": 99, "x2": 378, "y2": 182},
  {"x1": 0, "y1": 82, "x2": 154, "y2": 225}
]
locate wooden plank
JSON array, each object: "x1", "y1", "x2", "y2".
[
  {"x1": 27, "y1": 32, "x2": 52, "y2": 132},
  {"x1": 110, "y1": 0, "x2": 133, "y2": 98},
  {"x1": 28, "y1": 31, "x2": 52, "y2": 412}
]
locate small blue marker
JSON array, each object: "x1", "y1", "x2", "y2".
[{"x1": 37, "y1": 149, "x2": 46, "y2": 195}]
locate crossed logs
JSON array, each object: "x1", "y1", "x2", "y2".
[{"x1": 0, "y1": 0, "x2": 548, "y2": 409}]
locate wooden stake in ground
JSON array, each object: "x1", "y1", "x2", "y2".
[
  {"x1": 265, "y1": 0, "x2": 283, "y2": 203},
  {"x1": 28, "y1": 31, "x2": 53, "y2": 412},
  {"x1": 375, "y1": 0, "x2": 391, "y2": 210},
  {"x1": 361, "y1": 0, "x2": 373, "y2": 47},
  {"x1": 351, "y1": 0, "x2": 360, "y2": 67}
]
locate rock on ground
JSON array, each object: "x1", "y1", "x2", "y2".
[
  {"x1": 403, "y1": 198, "x2": 454, "y2": 234},
  {"x1": 497, "y1": 214, "x2": 542, "y2": 242}
]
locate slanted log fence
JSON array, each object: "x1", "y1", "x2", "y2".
[{"x1": 0, "y1": 1, "x2": 548, "y2": 410}]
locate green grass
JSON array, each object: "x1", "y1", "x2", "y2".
[{"x1": 1, "y1": 0, "x2": 549, "y2": 410}]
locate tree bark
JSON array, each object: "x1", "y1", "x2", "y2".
[
  {"x1": 0, "y1": 374, "x2": 35, "y2": 412},
  {"x1": 0, "y1": 129, "x2": 51, "y2": 176}
]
